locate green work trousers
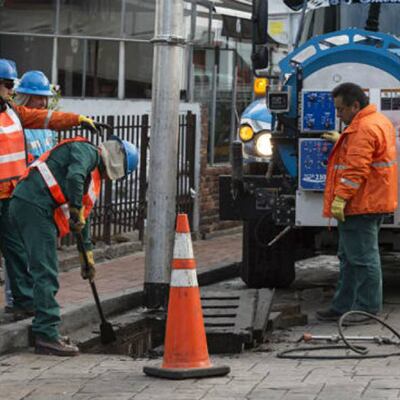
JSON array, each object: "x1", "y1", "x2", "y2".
[
  {"x1": 9, "y1": 198, "x2": 60, "y2": 341},
  {"x1": 0, "y1": 198, "x2": 33, "y2": 310},
  {"x1": 331, "y1": 214, "x2": 384, "y2": 315}
]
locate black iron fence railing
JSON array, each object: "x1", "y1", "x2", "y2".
[{"x1": 58, "y1": 112, "x2": 196, "y2": 245}]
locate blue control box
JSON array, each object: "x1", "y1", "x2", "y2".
[
  {"x1": 299, "y1": 138, "x2": 333, "y2": 191},
  {"x1": 302, "y1": 91, "x2": 336, "y2": 132}
]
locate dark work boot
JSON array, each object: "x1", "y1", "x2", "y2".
[
  {"x1": 12, "y1": 307, "x2": 35, "y2": 321},
  {"x1": 35, "y1": 337, "x2": 80, "y2": 357},
  {"x1": 316, "y1": 308, "x2": 342, "y2": 322}
]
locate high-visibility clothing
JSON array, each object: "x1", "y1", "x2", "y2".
[
  {"x1": 21, "y1": 137, "x2": 101, "y2": 237},
  {"x1": 25, "y1": 128, "x2": 57, "y2": 164},
  {"x1": 323, "y1": 105, "x2": 398, "y2": 217},
  {"x1": 0, "y1": 106, "x2": 26, "y2": 193},
  {"x1": 0, "y1": 103, "x2": 79, "y2": 199}
]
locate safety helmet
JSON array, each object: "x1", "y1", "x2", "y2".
[
  {"x1": 15, "y1": 70, "x2": 53, "y2": 96},
  {"x1": 99, "y1": 136, "x2": 138, "y2": 180},
  {"x1": 112, "y1": 136, "x2": 139, "y2": 176},
  {"x1": 0, "y1": 59, "x2": 17, "y2": 80}
]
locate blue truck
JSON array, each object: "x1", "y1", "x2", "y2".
[{"x1": 220, "y1": 0, "x2": 400, "y2": 288}]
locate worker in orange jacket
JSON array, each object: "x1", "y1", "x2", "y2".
[
  {"x1": 0, "y1": 58, "x2": 103, "y2": 320},
  {"x1": 317, "y1": 82, "x2": 398, "y2": 324}
]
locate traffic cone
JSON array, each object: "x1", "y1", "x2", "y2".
[{"x1": 143, "y1": 213, "x2": 230, "y2": 379}]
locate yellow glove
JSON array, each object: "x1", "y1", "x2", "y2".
[
  {"x1": 69, "y1": 206, "x2": 85, "y2": 233},
  {"x1": 331, "y1": 196, "x2": 346, "y2": 222},
  {"x1": 79, "y1": 115, "x2": 100, "y2": 134},
  {"x1": 321, "y1": 131, "x2": 340, "y2": 143},
  {"x1": 79, "y1": 250, "x2": 96, "y2": 281}
]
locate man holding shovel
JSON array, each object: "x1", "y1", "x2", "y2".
[
  {"x1": 9, "y1": 136, "x2": 138, "y2": 356},
  {"x1": 0, "y1": 58, "x2": 107, "y2": 321}
]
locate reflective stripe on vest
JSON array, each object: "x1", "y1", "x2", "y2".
[
  {"x1": 334, "y1": 164, "x2": 347, "y2": 170},
  {"x1": 52, "y1": 168, "x2": 101, "y2": 237},
  {"x1": 19, "y1": 137, "x2": 101, "y2": 237},
  {"x1": 0, "y1": 106, "x2": 26, "y2": 183},
  {"x1": 340, "y1": 177, "x2": 360, "y2": 189},
  {"x1": 371, "y1": 159, "x2": 397, "y2": 168},
  {"x1": 83, "y1": 168, "x2": 101, "y2": 220}
]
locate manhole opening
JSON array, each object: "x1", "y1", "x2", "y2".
[{"x1": 80, "y1": 317, "x2": 165, "y2": 358}]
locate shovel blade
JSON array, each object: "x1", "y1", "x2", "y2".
[{"x1": 100, "y1": 321, "x2": 117, "y2": 345}]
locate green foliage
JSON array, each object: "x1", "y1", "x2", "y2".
[{"x1": 48, "y1": 84, "x2": 62, "y2": 110}]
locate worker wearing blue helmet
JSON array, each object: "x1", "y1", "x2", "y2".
[
  {"x1": 3, "y1": 71, "x2": 58, "y2": 312},
  {"x1": 0, "y1": 57, "x2": 123, "y2": 350},
  {"x1": 14, "y1": 71, "x2": 57, "y2": 163},
  {"x1": 9, "y1": 135, "x2": 138, "y2": 356}
]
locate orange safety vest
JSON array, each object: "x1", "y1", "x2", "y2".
[
  {"x1": 0, "y1": 105, "x2": 27, "y2": 198},
  {"x1": 21, "y1": 137, "x2": 101, "y2": 237}
]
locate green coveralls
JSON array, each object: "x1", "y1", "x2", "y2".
[
  {"x1": 0, "y1": 199, "x2": 33, "y2": 310},
  {"x1": 9, "y1": 142, "x2": 99, "y2": 341},
  {"x1": 331, "y1": 214, "x2": 384, "y2": 315}
]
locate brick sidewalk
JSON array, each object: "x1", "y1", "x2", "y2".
[{"x1": 0, "y1": 232, "x2": 242, "y2": 309}]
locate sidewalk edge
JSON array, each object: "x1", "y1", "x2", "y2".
[{"x1": 0, "y1": 262, "x2": 240, "y2": 356}]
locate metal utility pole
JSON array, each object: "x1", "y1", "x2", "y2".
[{"x1": 144, "y1": 0, "x2": 185, "y2": 308}]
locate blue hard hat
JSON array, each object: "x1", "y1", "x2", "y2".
[
  {"x1": 111, "y1": 136, "x2": 139, "y2": 176},
  {"x1": 15, "y1": 70, "x2": 53, "y2": 96},
  {"x1": 0, "y1": 59, "x2": 17, "y2": 80}
]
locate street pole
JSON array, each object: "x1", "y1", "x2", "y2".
[{"x1": 144, "y1": 0, "x2": 185, "y2": 309}]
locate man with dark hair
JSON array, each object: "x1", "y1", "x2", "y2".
[{"x1": 317, "y1": 82, "x2": 398, "y2": 324}]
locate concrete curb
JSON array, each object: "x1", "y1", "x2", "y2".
[{"x1": 0, "y1": 262, "x2": 240, "y2": 355}]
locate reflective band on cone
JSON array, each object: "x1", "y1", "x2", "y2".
[{"x1": 143, "y1": 213, "x2": 230, "y2": 379}]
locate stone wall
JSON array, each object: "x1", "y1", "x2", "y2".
[{"x1": 198, "y1": 106, "x2": 241, "y2": 237}]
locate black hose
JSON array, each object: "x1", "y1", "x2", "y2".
[{"x1": 277, "y1": 311, "x2": 400, "y2": 360}]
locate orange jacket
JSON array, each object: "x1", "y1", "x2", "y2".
[
  {"x1": 323, "y1": 104, "x2": 398, "y2": 217},
  {"x1": 0, "y1": 103, "x2": 80, "y2": 198}
]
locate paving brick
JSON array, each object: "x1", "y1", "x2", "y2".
[
  {"x1": 0, "y1": 233, "x2": 242, "y2": 310},
  {"x1": 361, "y1": 389, "x2": 399, "y2": 399},
  {"x1": 369, "y1": 379, "x2": 400, "y2": 389}
]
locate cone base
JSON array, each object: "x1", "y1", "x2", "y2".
[{"x1": 143, "y1": 364, "x2": 230, "y2": 380}]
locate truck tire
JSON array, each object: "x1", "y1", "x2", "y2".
[{"x1": 241, "y1": 218, "x2": 296, "y2": 288}]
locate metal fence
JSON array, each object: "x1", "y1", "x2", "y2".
[{"x1": 58, "y1": 112, "x2": 196, "y2": 245}]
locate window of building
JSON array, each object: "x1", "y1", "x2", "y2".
[
  {"x1": 58, "y1": 38, "x2": 119, "y2": 98},
  {"x1": 124, "y1": 0, "x2": 155, "y2": 40},
  {"x1": 125, "y1": 41, "x2": 153, "y2": 99},
  {"x1": 59, "y1": 0, "x2": 122, "y2": 37},
  {"x1": 0, "y1": 34, "x2": 52, "y2": 78},
  {"x1": 85, "y1": 40, "x2": 119, "y2": 98},
  {"x1": 57, "y1": 37, "x2": 84, "y2": 97},
  {"x1": 0, "y1": 0, "x2": 56, "y2": 34}
]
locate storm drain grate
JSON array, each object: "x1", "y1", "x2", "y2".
[{"x1": 201, "y1": 288, "x2": 274, "y2": 353}]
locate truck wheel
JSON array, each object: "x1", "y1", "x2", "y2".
[{"x1": 241, "y1": 219, "x2": 296, "y2": 288}]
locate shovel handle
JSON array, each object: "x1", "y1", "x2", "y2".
[{"x1": 75, "y1": 233, "x2": 107, "y2": 324}]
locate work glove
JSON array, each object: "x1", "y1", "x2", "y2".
[
  {"x1": 79, "y1": 250, "x2": 96, "y2": 281},
  {"x1": 321, "y1": 131, "x2": 340, "y2": 143},
  {"x1": 331, "y1": 196, "x2": 346, "y2": 222},
  {"x1": 79, "y1": 115, "x2": 112, "y2": 136},
  {"x1": 69, "y1": 206, "x2": 85, "y2": 233}
]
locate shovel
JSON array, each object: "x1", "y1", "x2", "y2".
[{"x1": 76, "y1": 233, "x2": 117, "y2": 345}]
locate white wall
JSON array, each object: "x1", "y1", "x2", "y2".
[{"x1": 59, "y1": 98, "x2": 200, "y2": 117}]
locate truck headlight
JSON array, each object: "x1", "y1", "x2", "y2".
[
  {"x1": 239, "y1": 125, "x2": 254, "y2": 142},
  {"x1": 255, "y1": 133, "x2": 272, "y2": 157}
]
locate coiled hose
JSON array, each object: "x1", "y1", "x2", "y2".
[{"x1": 277, "y1": 310, "x2": 400, "y2": 360}]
